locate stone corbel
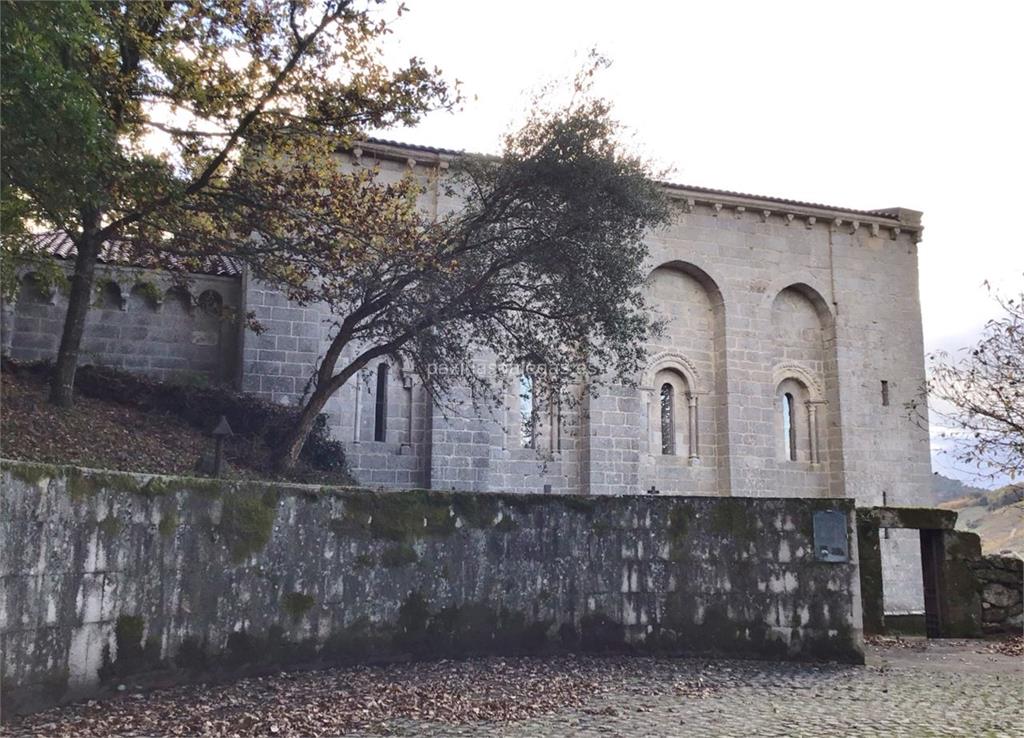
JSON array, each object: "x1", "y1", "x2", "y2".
[
  {"x1": 406, "y1": 157, "x2": 417, "y2": 169},
  {"x1": 785, "y1": 213, "x2": 795, "y2": 226},
  {"x1": 761, "y1": 209, "x2": 772, "y2": 222},
  {"x1": 351, "y1": 147, "x2": 363, "y2": 165},
  {"x1": 870, "y1": 223, "x2": 880, "y2": 238},
  {"x1": 734, "y1": 206, "x2": 745, "y2": 219},
  {"x1": 849, "y1": 220, "x2": 860, "y2": 234},
  {"x1": 805, "y1": 216, "x2": 816, "y2": 229},
  {"x1": 115, "y1": 280, "x2": 132, "y2": 311},
  {"x1": 712, "y1": 203, "x2": 723, "y2": 217},
  {"x1": 438, "y1": 160, "x2": 450, "y2": 170},
  {"x1": 890, "y1": 227, "x2": 901, "y2": 241},
  {"x1": 832, "y1": 218, "x2": 844, "y2": 230}
]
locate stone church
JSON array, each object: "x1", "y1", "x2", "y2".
[{"x1": 2, "y1": 138, "x2": 933, "y2": 610}]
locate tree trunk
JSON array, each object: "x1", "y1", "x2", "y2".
[
  {"x1": 272, "y1": 385, "x2": 335, "y2": 472},
  {"x1": 49, "y1": 214, "x2": 101, "y2": 407}
]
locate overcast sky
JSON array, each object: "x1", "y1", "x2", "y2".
[{"x1": 372, "y1": 0, "x2": 1023, "y2": 485}]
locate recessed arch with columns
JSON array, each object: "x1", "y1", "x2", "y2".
[
  {"x1": 639, "y1": 260, "x2": 728, "y2": 492},
  {"x1": 642, "y1": 351, "x2": 705, "y2": 463},
  {"x1": 772, "y1": 362, "x2": 826, "y2": 465},
  {"x1": 767, "y1": 281, "x2": 843, "y2": 495}
]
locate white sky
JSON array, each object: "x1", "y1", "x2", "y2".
[{"x1": 373, "y1": 0, "x2": 1023, "y2": 485}]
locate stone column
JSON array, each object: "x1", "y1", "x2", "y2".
[
  {"x1": 352, "y1": 373, "x2": 362, "y2": 444},
  {"x1": 401, "y1": 374, "x2": 414, "y2": 454},
  {"x1": 806, "y1": 401, "x2": 820, "y2": 465},
  {"x1": 687, "y1": 394, "x2": 699, "y2": 463}
]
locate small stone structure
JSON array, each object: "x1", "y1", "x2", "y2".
[
  {"x1": 970, "y1": 555, "x2": 1024, "y2": 634},
  {"x1": 0, "y1": 460, "x2": 864, "y2": 716},
  {"x1": 855, "y1": 506, "x2": 1015, "y2": 638}
]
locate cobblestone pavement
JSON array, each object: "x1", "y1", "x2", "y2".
[
  {"x1": 8, "y1": 641, "x2": 1022, "y2": 737},
  {"x1": 358, "y1": 641, "x2": 1023, "y2": 738}
]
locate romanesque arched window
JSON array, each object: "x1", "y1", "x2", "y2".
[
  {"x1": 782, "y1": 391, "x2": 797, "y2": 461},
  {"x1": 518, "y1": 374, "x2": 535, "y2": 449},
  {"x1": 660, "y1": 382, "x2": 675, "y2": 455},
  {"x1": 651, "y1": 367, "x2": 696, "y2": 461},
  {"x1": 374, "y1": 362, "x2": 389, "y2": 442}
]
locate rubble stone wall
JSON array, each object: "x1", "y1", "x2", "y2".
[{"x1": 0, "y1": 461, "x2": 864, "y2": 716}]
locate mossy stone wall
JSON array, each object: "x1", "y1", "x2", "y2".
[{"x1": 1, "y1": 460, "x2": 864, "y2": 716}]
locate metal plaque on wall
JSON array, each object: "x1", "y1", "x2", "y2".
[{"x1": 813, "y1": 510, "x2": 849, "y2": 562}]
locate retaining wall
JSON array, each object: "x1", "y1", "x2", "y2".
[
  {"x1": 0, "y1": 460, "x2": 864, "y2": 716},
  {"x1": 970, "y1": 555, "x2": 1024, "y2": 634}
]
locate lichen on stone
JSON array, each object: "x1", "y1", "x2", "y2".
[
  {"x1": 282, "y1": 591, "x2": 315, "y2": 622},
  {"x1": 218, "y1": 489, "x2": 278, "y2": 563}
]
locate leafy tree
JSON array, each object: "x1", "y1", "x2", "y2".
[
  {"x1": 912, "y1": 283, "x2": 1024, "y2": 481},
  {"x1": 1, "y1": 0, "x2": 452, "y2": 406},
  {"x1": 187, "y1": 82, "x2": 670, "y2": 470}
]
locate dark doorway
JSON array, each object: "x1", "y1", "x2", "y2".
[{"x1": 920, "y1": 530, "x2": 945, "y2": 638}]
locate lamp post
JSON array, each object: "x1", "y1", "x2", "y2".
[{"x1": 211, "y1": 415, "x2": 233, "y2": 478}]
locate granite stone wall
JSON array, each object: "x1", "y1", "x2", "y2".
[
  {"x1": 1, "y1": 264, "x2": 240, "y2": 385},
  {"x1": 0, "y1": 461, "x2": 864, "y2": 716},
  {"x1": 970, "y1": 555, "x2": 1024, "y2": 634}
]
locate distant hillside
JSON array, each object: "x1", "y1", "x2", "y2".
[
  {"x1": 937, "y1": 483, "x2": 1024, "y2": 557},
  {"x1": 930, "y1": 473, "x2": 989, "y2": 504}
]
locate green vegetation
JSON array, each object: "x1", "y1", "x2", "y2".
[
  {"x1": 133, "y1": 280, "x2": 163, "y2": 308},
  {"x1": 381, "y1": 544, "x2": 418, "y2": 568},
  {"x1": 451, "y1": 494, "x2": 501, "y2": 528},
  {"x1": 4, "y1": 460, "x2": 59, "y2": 486},
  {"x1": 282, "y1": 592, "x2": 315, "y2": 622},
  {"x1": 218, "y1": 490, "x2": 279, "y2": 563},
  {"x1": 158, "y1": 508, "x2": 178, "y2": 538},
  {"x1": 340, "y1": 491, "x2": 455, "y2": 543},
  {"x1": 353, "y1": 553, "x2": 374, "y2": 568},
  {"x1": 97, "y1": 515, "x2": 122, "y2": 537},
  {"x1": 710, "y1": 498, "x2": 757, "y2": 542}
]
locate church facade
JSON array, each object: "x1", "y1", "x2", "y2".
[
  {"x1": 241, "y1": 140, "x2": 933, "y2": 511},
  {"x1": 2, "y1": 139, "x2": 933, "y2": 611}
]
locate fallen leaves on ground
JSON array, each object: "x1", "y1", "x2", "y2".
[
  {"x1": 2, "y1": 367, "x2": 209, "y2": 476},
  {"x1": 978, "y1": 635, "x2": 1024, "y2": 657},
  {"x1": 0, "y1": 365, "x2": 349, "y2": 484},
  {"x1": 864, "y1": 635, "x2": 927, "y2": 651},
  {"x1": 7, "y1": 656, "x2": 724, "y2": 737}
]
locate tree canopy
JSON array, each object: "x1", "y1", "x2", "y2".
[
  {"x1": 1, "y1": 0, "x2": 453, "y2": 404},
  {"x1": 175, "y1": 80, "x2": 670, "y2": 469},
  {"x1": 913, "y1": 283, "x2": 1024, "y2": 481}
]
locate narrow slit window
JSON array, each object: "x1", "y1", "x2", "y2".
[
  {"x1": 519, "y1": 374, "x2": 535, "y2": 448},
  {"x1": 881, "y1": 380, "x2": 890, "y2": 407},
  {"x1": 660, "y1": 383, "x2": 675, "y2": 455},
  {"x1": 374, "y1": 363, "x2": 389, "y2": 442},
  {"x1": 782, "y1": 392, "x2": 797, "y2": 461}
]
